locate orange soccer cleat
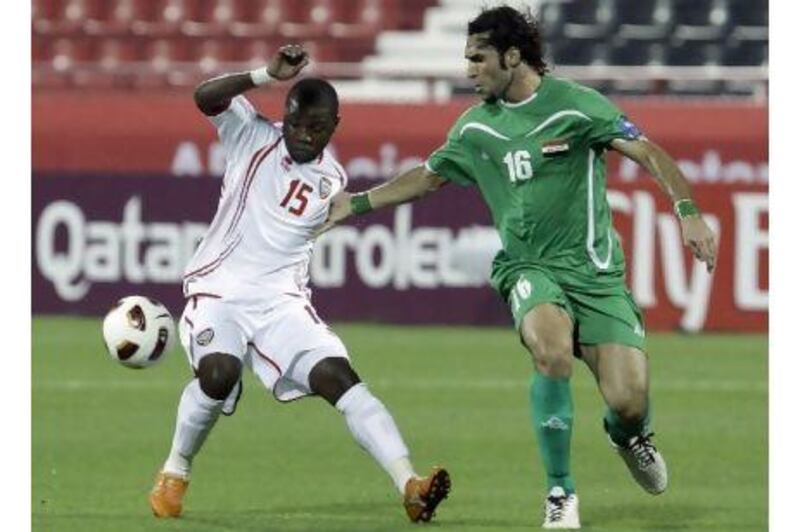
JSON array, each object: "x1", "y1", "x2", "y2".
[
  {"x1": 403, "y1": 467, "x2": 451, "y2": 523},
  {"x1": 149, "y1": 470, "x2": 189, "y2": 518}
]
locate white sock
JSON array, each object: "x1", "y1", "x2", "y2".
[
  {"x1": 335, "y1": 383, "x2": 416, "y2": 494},
  {"x1": 386, "y1": 456, "x2": 419, "y2": 491},
  {"x1": 163, "y1": 379, "x2": 223, "y2": 478}
]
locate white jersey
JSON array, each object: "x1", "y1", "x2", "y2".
[{"x1": 183, "y1": 96, "x2": 347, "y2": 299}]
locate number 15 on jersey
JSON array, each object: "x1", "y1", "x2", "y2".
[{"x1": 280, "y1": 179, "x2": 313, "y2": 216}]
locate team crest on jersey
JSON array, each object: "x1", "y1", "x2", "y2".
[
  {"x1": 319, "y1": 177, "x2": 333, "y2": 199},
  {"x1": 196, "y1": 327, "x2": 214, "y2": 346}
]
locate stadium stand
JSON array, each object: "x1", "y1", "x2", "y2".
[
  {"x1": 31, "y1": 0, "x2": 767, "y2": 98},
  {"x1": 615, "y1": 0, "x2": 673, "y2": 42},
  {"x1": 671, "y1": 0, "x2": 729, "y2": 43},
  {"x1": 560, "y1": 0, "x2": 616, "y2": 41}
]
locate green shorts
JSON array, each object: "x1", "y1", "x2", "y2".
[{"x1": 495, "y1": 265, "x2": 646, "y2": 351}]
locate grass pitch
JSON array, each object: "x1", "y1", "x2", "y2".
[{"x1": 32, "y1": 317, "x2": 767, "y2": 531}]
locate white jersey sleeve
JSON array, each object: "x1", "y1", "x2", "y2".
[{"x1": 209, "y1": 96, "x2": 281, "y2": 187}]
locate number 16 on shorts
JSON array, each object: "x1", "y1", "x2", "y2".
[{"x1": 510, "y1": 276, "x2": 533, "y2": 313}]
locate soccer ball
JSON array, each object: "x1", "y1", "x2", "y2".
[{"x1": 102, "y1": 295, "x2": 176, "y2": 369}]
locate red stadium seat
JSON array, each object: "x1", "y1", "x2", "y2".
[
  {"x1": 131, "y1": 0, "x2": 188, "y2": 37},
  {"x1": 71, "y1": 38, "x2": 138, "y2": 88},
  {"x1": 32, "y1": 0, "x2": 66, "y2": 33},
  {"x1": 84, "y1": 0, "x2": 139, "y2": 36},
  {"x1": 45, "y1": 37, "x2": 94, "y2": 72},
  {"x1": 181, "y1": 0, "x2": 236, "y2": 37},
  {"x1": 329, "y1": 0, "x2": 387, "y2": 39},
  {"x1": 213, "y1": 37, "x2": 264, "y2": 64},
  {"x1": 241, "y1": 39, "x2": 273, "y2": 68},
  {"x1": 280, "y1": 0, "x2": 332, "y2": 39},
  {"x1": 312, "y1": 36, "x2": 375, "y2": 63},
  {"x1": 33, "y1": 68, "x2": 73, "y2": 89},
  {"x1": 395, "y1": 0, "x2": 437, "y2": 31},
  {"x1": 134, "y1": 37, "x2": 195, "y2": 88},
  {"x1": 195, "y1": 39, "x2": 231, "y2": 74},
  {"x1": 32, "y1": 36, "x2": 49, "y2": 63},
  {"x1": 33, "y1": 0, "x2": 88, "y2": 36},
  {"x1": 143, "y1": 38, "x2": 192, "y2": 70},
  {"x1": 96, "y1": 38, "x2": 140, "y2": 66},
  {"x1": 229, "y1": 0, "x2": 286, "y2": 37},
  {"x1": 32, "y1": 0, "x2": 41, "y2": 22},
  {"x1": 64, "y1": 36, "x2": 95, "y2": 63}
]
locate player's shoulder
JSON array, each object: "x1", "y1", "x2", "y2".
[
  {"x1": 222, "y1": 96, "x2": 278, "y2": 129},
  {"x1": 447, "y1": 102, "x2": 500, "y2": 139},
  {"x1": 548, "y1": 75, "x2": 615, "y2": 109},
  {"x1": 451, "y1": 102, "x2": 493, "y2": 127},
  {"x1": 546, "y1": 75, "x2": 585, "y2": 92},
  {"x1": 250, "y1": 117, "x2": 281, "y2": 144},
  {"x1": 464, "y1": 101, "x2": 501, "y2": 121}
]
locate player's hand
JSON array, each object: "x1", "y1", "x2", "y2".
[
  {"x1": 315, "y1": 191, "x2": 353, "y2": 237},
  {"x1": 267, "y1": 44, "x2": 309, "y2": 81},
  {"x1": 680, "y1": 215, "x2": 718, "y2": 273}
]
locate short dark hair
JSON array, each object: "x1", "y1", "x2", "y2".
[
  {"x1": 286, "y1": 78, "x2": 339, "y2": 115},
  {"x1": 467, "y1": 5, "x2": 549, "y2": 75}
]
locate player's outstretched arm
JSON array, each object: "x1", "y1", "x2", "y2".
[
  {"x1": 611, "y1": 137, "x2": 718, "y2": 272},
  {"x1": 317, "y1": 165, "x2": 447, "y2": 235},
  {"x1": 193, "y1": 44, "x2": 309, "y2": 116}
]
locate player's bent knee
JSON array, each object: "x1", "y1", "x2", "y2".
[
  {"x1": 534, "y1": 352, "x2": 573, "y2": 378},
  {"x1": 197, "y1": 353, "x2": 242, "y2": 400},
  {"x1": 606, "y1": 388, "x2": 648, "y2": 422},
  {"x1": 309, "y1": 357, "x2": 362, "y2": 406},
  {"x1": 521, "y1": 330, "x2": 573, "y2": 378}
]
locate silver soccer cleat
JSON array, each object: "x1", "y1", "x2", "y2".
[
  {"x1": 607, "y1": 428, "x2": 668, "y2": 495},
  {"x1": 542, "y1": 486, "x2": 581, "y2": 529}
]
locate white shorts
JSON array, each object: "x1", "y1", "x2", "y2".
[{"x1": 178, "y1": 292, "x2": 349, "y2": 402}]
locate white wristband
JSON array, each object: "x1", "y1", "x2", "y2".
[{"x1": 249, "y1": 66, "x2": 272, "y2": 86}]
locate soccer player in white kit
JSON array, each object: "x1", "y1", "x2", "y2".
[{"x1": 149, "y1": 45, "x2": 450, "y2": 524}]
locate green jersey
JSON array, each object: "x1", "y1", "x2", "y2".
[{"x1": 427, "y1": 75, "x2": 644, "y2": 291}]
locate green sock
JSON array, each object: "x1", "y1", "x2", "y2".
[
  {"x1": 604, "y1": 401, "x2": 651, "y2": 447},
  {"x1": 529, "y1": 373, "x2": 575, "y2": 494}
]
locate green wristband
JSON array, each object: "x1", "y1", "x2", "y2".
[
  {"x1": 674, "y1": 199, "x2": 700, "y2": 219},
  {"x1": 351, "y1": 193, "x2": 373, "y2": 215}
]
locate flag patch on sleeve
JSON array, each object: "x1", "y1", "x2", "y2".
[
  {"x1": 541, "y1": 138, "x2": 570, "y2": 156},
  {"x1": 617, "y1": 116, "x2": 643, "y2": 140}
]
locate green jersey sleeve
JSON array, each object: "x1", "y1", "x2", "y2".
[
  {"x1": 579, "y1": 87, "x2": 644, "y2": 149},
  {"x1": 426, "y1": 124, "x2": 476, "y2": 187}
]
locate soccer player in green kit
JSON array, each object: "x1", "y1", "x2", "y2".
[{"x1": 322, "y1": 6, "x2": 718, "y2": 529}]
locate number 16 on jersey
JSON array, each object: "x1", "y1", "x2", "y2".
[{"x1": 503, "y1": 150, "x2": 533, "y2": 183}]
